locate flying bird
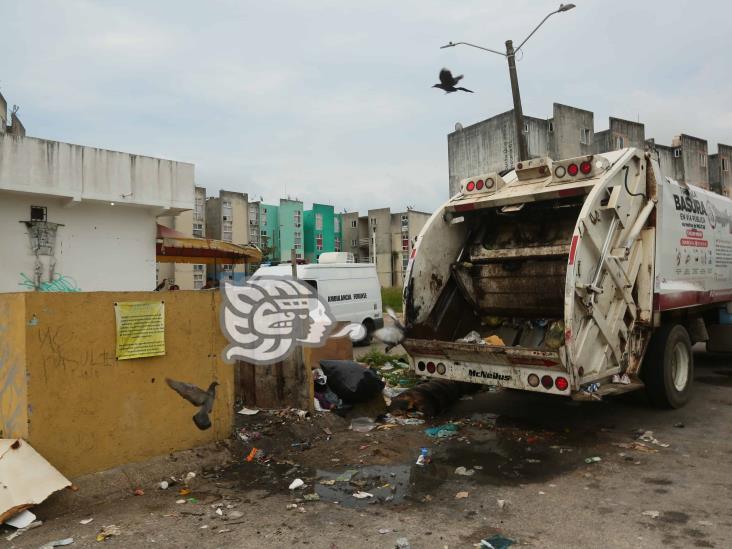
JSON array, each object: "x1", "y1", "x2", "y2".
[
  {"x1": 165, "y1": 378, "x2": 219, "y2": 430},
  {"x1": 432, "y1": 68, "x2": 473, "y2": 94},
  {"x1": 373, "y1": 308, "x2": 406, "y2": 353}
]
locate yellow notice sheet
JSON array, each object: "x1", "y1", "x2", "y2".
[{"x1": 114, "y1": 301, "x2": 165, "y2": 360}]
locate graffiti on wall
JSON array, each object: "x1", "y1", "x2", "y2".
[{"x1": 18, "y1": 272, "x2": 81, "y2": 292}]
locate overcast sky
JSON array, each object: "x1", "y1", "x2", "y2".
[{"x1": 3, "y1": 0, "x2": 731, "y2": 213}]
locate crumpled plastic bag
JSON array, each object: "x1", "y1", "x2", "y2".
[
  {"x1": 319, "y1": 360, "x2": 385, "y2": 403},
  {"x1": 456, "y1": 330, "x2": 484, "y2": 344}
]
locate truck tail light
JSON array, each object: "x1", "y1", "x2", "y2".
[
  {"x1": 466, "y1": 181, "x2": 475, "y2": 192},
  {"x1": 554, "y1": 166, "x2": 566, "y2": 178},
  {"x1": 417, "y1": 361, "x2": 426, "y2": 371},
  {"x1": 475, "y1": 180, "x2": 484, "y2": 190},
  {"x1": 541, "y1": 375, "x2": 554, "y2": 389},
  {"x1": 555, "y1": 376, "x2": 569, "y2": 391},
  {"x1": 580, "y1": 161, "x2": 592, "y2": 175},
  {"x1": 436, "y1": 363, "x2": 446, "y2": 375},
  {"x1": 527, "y1": 374, "x2": 540, "y2": 387},
  {"x1": 567, "y1": 163, "x2": 579, "y2": 176},
  {"x1": 426, "y1": 362, "x2": 436, "y2": 374}
]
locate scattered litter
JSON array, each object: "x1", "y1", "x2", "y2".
[
  {"x1": 456, "y1": 330, "x2": 484, "y2": 344},
  {"x1": 0, "y1": 439, "x2": 71, "y2": 524},
  {"x1": 95, "y1": 524, "x2": 121, "y2": 542},
  {"x1": 200, "y1": 525, "x2": 208, "y2": 529},
  {"x1": 4, "y1": 520, "x2": 42, "y2": 541},
  {"x1": 396, "y1": 417, "x2": 425, "y2": 426},
  {"x1": 215, "y1": 508, "x2": 224, "y2": 516},
  {"x1": 237, "y1": 429, "x2": 262, "y2": 443},
  {"x1": 350, "y1": 417, "x2": 377, "y2": 433},
  {"x1": 288, "y1": 479, "x2": 305, "y2": 490},
  {"x1": 480, "y1": 534, "x2": 515, "y2": 549},
  {"x1": 424, "y1": 423, "x2": 459, "y2": 438},
  {"x1": 395, "y1": 537, "x2": 411, "y2": 549},
  {"x1": 5, "y1": 509, "x2": 36, "y2": 529},
  {"x1": 698, "y1": 520, "x2": 713, "y2": 527},
  {"x1": 497, "y1": 499, "x2": 508, "y2": 510},
  {"x1": 454, "y1": 466, "x2": 475, "y2": 476},
  {"x1": 187, "y1": 498, "x2": 199, "y2": 504},
  {"x1": 584, "y1": 456, "x2": 602, "y2": 464},
  {"x1": 237, "y1": 407, "x2": 259, "y2": 415},
  {"x1": 612, "y1": 373, "x2": 631, "y2": 385},
  {"x1": 320, "y1": 479, "x2": 336, "y2": 486},
  {"x1": 353, "y1": 491, "x2": 374, "y2": 499},
  {"x1": 246, "y1": 448, "x2": 261, "y2": 462},
  {"x1": 581, "y1": 382, "x2": 601, "y2": 394},
  {"x1": 295, "y1": 409, "x2": 309, "y2": 419},
  {"x1": 379, "y1": 528, "x2": 391, "y2": 534},
  {"x1": 613, "y1": 442, "x2": 658, "y2": 454},
  {"x1": 133, "y1": 488, "x2": 145, "y2": 496},
  {"x1": 637, "y1": 430, "x2": 670, "y2": 448},
  {"x1": 178, "y1": 488, "x2": 191, "y2": 496},
  {"x1": 642, "y1": 510, "x2": 660, "y2": 519},
  {"x1": 218, "y1": 529, "x2": 231, "y2": 534},
  {"x1": 483, "y1": 335, "x2": 505, "y2": 346},
  {"x1": 228, "y1": 511, "x2": 244, "y2": 520},
  {"x1": 334, "y1": 470, "x2": 358, "y2": 482},
  {"x1": 538, "y1": 491, "x2": 546, "y2": 495},
  {"x1": 303, "y1": 493, "x2": 320, "y2": 501},
  {"x1": 674, "y1": 422, "x2": 685, "y2": 428},
  {"x1": 320, "y1": 360, "x2": 385, "y2": 403},
  {"x1": 455, "y1": 491, "x2": 469, "y2": 499},
  {"x1": 158, "y1": 481, "x2": 169, "y2": 490},
  {"x1": 525, "y1": 458, "x2": 541, "y2": 464},
  {"x1": 176, "y1": 499, "x2": 186, "y2": 504},
  {"x1": 416, "y1": 448, "x2": 429, "y2": 466},
  {"x1": 39, "y1": 538, "x2": 74, "y2": 548},
  {"x1": 80, "y1": 518, "x2": 94, "y2": 525},
  {"x1": 184, "y1": 472, "x2": 196, "y2": 484},
  {"x1": 286, "y1": 504, "x2": 299, "y2": 510}
]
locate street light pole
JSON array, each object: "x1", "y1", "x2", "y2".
[
  {"x1": 505, "y1": 39, "x2": 528, "y2": 161},
  {"x1": 441, "y1": 3, "x2": 576, "y2": 163}
]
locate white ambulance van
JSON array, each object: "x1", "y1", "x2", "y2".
[{"x1": 252, "y1": 253, "x2": 383, "y2": 344}]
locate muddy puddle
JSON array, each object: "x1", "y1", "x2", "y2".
[{"x1": 219, "y1": 432, "x2": 582, "y2": 508}]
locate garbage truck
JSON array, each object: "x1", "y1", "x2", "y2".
[{"x1": 401, "y1": 147, "x2": 732, "y2": 408}]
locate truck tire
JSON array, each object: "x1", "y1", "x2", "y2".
[{"x1": 642, "y1": 323, "x2": 694, "y2": 409}]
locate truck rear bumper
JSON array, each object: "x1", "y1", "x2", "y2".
[{"x1": 403, "y1": 338, "x2": 572, "y2": 396}]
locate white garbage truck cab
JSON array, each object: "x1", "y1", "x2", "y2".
[{"x1": 402, "y1": 148, "x2": 732, "y2": 407}]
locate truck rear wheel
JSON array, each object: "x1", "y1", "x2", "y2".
[{"x1": 642, "y1": 323, "x2": 694, "y2": 409}]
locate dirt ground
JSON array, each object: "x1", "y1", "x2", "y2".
[{"x1": 5, "y1": 348, "x2": 732, "y2": 548}]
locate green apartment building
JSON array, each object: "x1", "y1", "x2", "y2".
[
  {"x1": 277, "y1": 199, "x2": 304, "y2": 262},
  {"x1": 304, "y1": 203, "x2": 335, "y2": 263},
  {"x1": 258, "y1": 203, "x2": 279, "y2": 262}
]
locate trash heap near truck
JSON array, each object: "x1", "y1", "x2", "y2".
[{"x1": 402, "y1": 148, "x2": 732, "y2": 408}]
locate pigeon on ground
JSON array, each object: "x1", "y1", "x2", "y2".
[
  {"x1": 373, "y1": 308, "x2": 406, "y2": 353},
  {"x1": 165, "y1": 378, "x2": 219, "y2": 430},
  {"x1": 154, "y1": 278, "x2": 168, "y2": 291},
  {"x1": 432, "y1": 68, "x2": 473, "y2": 93}
]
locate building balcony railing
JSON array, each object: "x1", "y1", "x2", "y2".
[{"x1": 358, "y1": 238, "x2": 370, "y2": 247}]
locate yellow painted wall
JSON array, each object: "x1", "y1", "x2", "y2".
[
  {"x1": 0, "y1": 294, "x2": 28, "y2": 439},
  {"x1": 1, "y1": 291, "x2": 233, "y2": 478}
]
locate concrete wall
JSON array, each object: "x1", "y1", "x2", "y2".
[
  {"x1": 709, "y1": 144, "x2": 732, "y2": 196},
  {"x1": 0, "y1": 291, "x2": 234, "y2": 478},
  {"x1": 551, "y1": 103, "x2": 594, "y2": 160},
  {"x1": 0, "y1": 92, "x2": 6, "y2": 132},
  {"x1": 341, "y1": 212, "x2": 359, "y2": 260},
  {"x1": 678, "y1": 134, "x2": 709, "y2": 189},
  {"x1": 368, "y1": 208, "x2": 392, "y2": 286},
  {"x1": 0, "y1": 192, "x2": 157, "y2": 293},
  {"x1": 0, "y1": 134, "x2": 193, "y2": 211}
]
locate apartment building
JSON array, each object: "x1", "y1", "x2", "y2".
[
  {"x1": 341, "y1": 208, "x2": 430, "y2": 287},
  {"x1": 258, "y1": 203, "x2": 279, "y2": 262},
  {"x1": 647, "y1": 134, "x2": 710, "y2": 190},
  {"x1": 709, "y1": 144, "x2": 732, "y2": 196},
  {"x1": 157, "y1": 186, "x2": 207, "y2": 289},
  {"x1": 277, "y1": 198, "x2": 304, "y2": 262},
  {"x1": 303, "y1": 203, "x2": 336, "y2": 263},
  {"x1": 205, "y1": 190, "x2": 248, "y2": 282}
]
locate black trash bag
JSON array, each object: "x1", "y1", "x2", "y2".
[{"x1": 319, "y1": 360, "x2": 385, "y2": 403}]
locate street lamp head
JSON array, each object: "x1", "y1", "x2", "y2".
[
  {"x1": 440, "y1": 42, "x2": 456, "y2": 49},
  {"x1": 558, "y1": 3, "x2": 576, "y2": 12}
]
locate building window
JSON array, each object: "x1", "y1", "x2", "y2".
[
  {"x1": 193, "y1": 264, "x2": 204, "y2": 289},
  {"x1": 334, "y1": 237, "x2": 341, "y2": 252},
  {"x1": 523, "y1": 122, "x2": 529, "y2": 133},
  {"x1": 351, "y1": 239, "x2": 358, "y2": 246},
  {"x1": 296, "y1": 252, "x2": 303, "y2": 260},
  {"x1": 401, "y1": 214, "x2": 409, "y2": 232},
  {"x1": 402, "y1": 236, "x2": 409, "y2": 251},
  {"x1": 615, "y1": 136, "x2": 625, "y2": 149},
  {"x1": 222, "y1": 199, "x2": 232, "y2": 219},
  {"x1": 402, "y1": 253, "x2": 409, "y2": 274},
  {"x1": 294, "y1": 231, "x2": 302, "y2": 247},
  {"x1": 316, "y1": 233, "x2": 323, "y2": 251},
  {"x1": 195, "y1": 195, "x2": 205, "y2": 221},
  {"x1": 673, "y1": 148, "x2": 681, "y2": 158},
  {"x1": 723, "y1": 158, "x2": 729, "y2": 172},
  {"x1": 580, "y1": 128, "x2": 591, "y2": 145},
  {"x1": 334, "y1": 217, "x2": 340, "y2": 233},
  {"x1": 294, "y1": 210, "x2": 302, "y2": 228},
  {"x1": 548, "y1": 122, "x2": 554, "y2": 132},
  {"x1": 261, "y1": 210, "x2": 267, "y2": 225},
  {"x1": 370, "y1": 217, "x2": 377, "y2": 226},
  {"x1": 193, "y1": 222, "x2": 204, "y2": 238},
  {"x1": 222, "y1": 264, "x2": 233, "y2": 281},
  {"x1": 700, "y1": 153, "x2": 707, "y2": 167},
  {"x1": 261, "y1": 229, "x2": 267, "y2": 236},
  {"x1": 30, "y1": 205, "x2": 47, "y2": 221},
  {"x1": 222, "y1": 220, "x2": 233, "y2": 242},
  {"x1": 351, "y1": 220, "x2": 357, "y2": 228},
  {"x1": 315, "y1": 213, "x2": 323, "y2": 231}
]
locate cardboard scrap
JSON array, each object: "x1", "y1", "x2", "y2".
[{"x1": 0, "y1": 439, "x2": 71, "y2": 523}]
